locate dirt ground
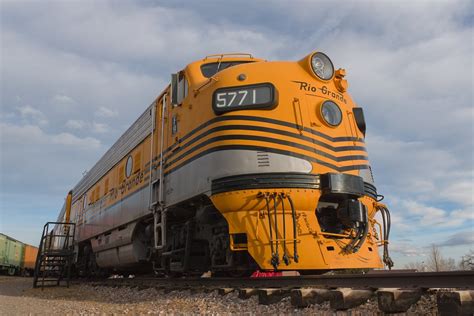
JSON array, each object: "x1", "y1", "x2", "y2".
[{"x1": 0, "y1": 276, "x2": 437, "y2": 315}]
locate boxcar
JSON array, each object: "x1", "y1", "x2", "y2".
[
  {"x1": 23, "y1": 244, "x2": 39, "y2": 275},
  {"x1": 0, "y1": 233, "x2": 25, "y2": 275}
]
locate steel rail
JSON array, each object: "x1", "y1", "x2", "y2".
[{"x1": 83, "y1": 271, "x2": 474, "y2": 290}]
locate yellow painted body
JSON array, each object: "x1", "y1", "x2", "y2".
[
  {"x1": 212, "y1": 191, "x2": 382, "y2": 270},
  {"x1": 65, "y1": 190, "x2": 73, "y2": 223},
  {"x1": 69, "y1": 52, "x2": 386, "y2": 271}
]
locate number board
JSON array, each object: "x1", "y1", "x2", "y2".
[{"x1": 212, "y1": 83, "x2": 277, "y2": 114}]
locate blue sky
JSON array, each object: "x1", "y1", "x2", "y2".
[{"x1": 0, "y1": 0, "x2": 472, "y2": 267}]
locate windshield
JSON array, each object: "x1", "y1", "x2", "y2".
[{"x1": 200, "y1": 61, "x2": 254, "y2": 78}]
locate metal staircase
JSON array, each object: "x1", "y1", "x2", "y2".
[{"x1": 33, "y1": 222, "x2": 76, "y2": 289}]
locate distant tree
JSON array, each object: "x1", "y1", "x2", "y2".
[
  {"x1": 444, "y1": 257, "x2": 457, "y2": 271},
  {"x1": 428, "y1": 244, "x2": 442, "y2": 271},
  {"x1": 403, "y1": 245, "x2": 459, "y2": 272},
  {"x1": 459, "y1": 249, "x2": 474, "y2": 270},
  {"x1": 426, "y1": 244, "x2": 457, "y2": 271}
]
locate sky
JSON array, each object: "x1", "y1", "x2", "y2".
[{"x1": 0, "y1": 0, "x2": 473, "y2": 268}]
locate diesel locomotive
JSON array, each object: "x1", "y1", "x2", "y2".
[{"x1": 55, "y1": 51, "x2": 393, "y2": 276}]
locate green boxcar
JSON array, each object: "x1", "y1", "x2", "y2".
[{"x1": 0, "y1": 233, "x2": 25, "y2": 275}]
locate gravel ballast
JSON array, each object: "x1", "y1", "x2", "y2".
[{"x1": 0, "y1": 276, "x2": 439, "y2": 315}]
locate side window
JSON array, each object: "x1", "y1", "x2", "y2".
[
  {"x1": 177, "y1": 72, "x2": 188, "y2": 105},
  {"x1": 172, "y1": 71, "x2": 188, "y2": 106}
]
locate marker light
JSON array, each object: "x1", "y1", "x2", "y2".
[{"x1": 321, "y1": 100, "x2": 342, "y2": 126}]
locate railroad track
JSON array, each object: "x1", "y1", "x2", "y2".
[{"x1": 80, "y1": 271, "x2": 474, "y2": 315}]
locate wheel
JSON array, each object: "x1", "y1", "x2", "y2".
[{"x1": 7, "y1": 267, "x2": 16, "y2": 276}]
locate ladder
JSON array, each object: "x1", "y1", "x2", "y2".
[
  {"x1": 149, "y1": 95, "x2": 167, "y2": 250},
  {"x1": 33, "y1": 222, "x2": 76, "y2": 289}
]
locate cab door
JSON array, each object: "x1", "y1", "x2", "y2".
[
  {"x1": 169, "y1": 71, "x2": 189, "y2": 148},
  {"x1": 161, "y1": 71, "x2": 189, "y2": 204}
]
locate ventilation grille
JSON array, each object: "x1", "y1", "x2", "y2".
[{"x1": 257, "y1": 151, "x2": 270, "y2": 167}]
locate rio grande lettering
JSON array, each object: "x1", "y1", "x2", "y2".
[{"x1": 291, "y1": 80, "x2": 347, "y2": 104}]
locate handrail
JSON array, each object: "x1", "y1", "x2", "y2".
[{"x1": 33, "y1": 221, "x2": 76, "y2": 289}]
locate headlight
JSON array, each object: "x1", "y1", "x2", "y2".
[
  {"x1": 311, "y1": 52, "x2": 334, "y2": 80},
  {"x1": 321, "y1": 101, "x2": 342, "y2": 126}
]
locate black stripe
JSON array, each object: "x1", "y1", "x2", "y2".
[
  {"x1": 166, "y1": 124, "x2": 366, "y2": 161},
  {"x1": 166, "y1": 114, "x2": 364, "y2": 153},
  {"x1": 226, "y1": 115, "x2": 365, "y2": 143},
  {"x1": 164, "y1": 144, "x2": 369, "y2": 176},
  {"x1": 165, "y1": 134, "x2": 368, "y2": 169}
]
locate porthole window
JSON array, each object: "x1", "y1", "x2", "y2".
[{"x1": 125, "y1": 155, "x2": 133, "y2": 178}]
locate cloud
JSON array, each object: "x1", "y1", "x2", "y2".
[
  {"x1": 92, "y1": 122, "x2": 108, "y2": 134},
  {"x1": 64, "y1": 119, "x2": 109, "y2": 134},
  {"x1": 51, "y1": 94, "x2": 74, "y2": 104},
  {"x1": 50, "y1": 94, "x2": 76, "y2": 112},
  {"x1": 51, "y1": 132, "x2": 101, "y2": 148},
  {"x1": 390, "y1": 242, "x2": 427, "y2": 257},
  {"x1": 65, "y1": 119, "x2": 86, "y2": 129},
  {"x1": 394, "y1": 199, "x2": 473, "y2": 228},
  {"x1": 1, "y1": 25, "x2": 162, "y2": 137},
  {"x1": 0, "y1": 122, "x2": 103, "y2": 197},
  {"x1": 369, "y1": 135, "x2": 473, "y2": 206},
  {"x1": 0, "y1": 122, "x2": 101, "y2": 149},
  {"x1": 438, "y1": 231, "x2": 474, "y2": 247},
  {"x1": 94, "y1": 106, "x2": 118, "y2": 118},
  {"x1": 16, "y1": 105, "x2": 48, "y2": 126}
]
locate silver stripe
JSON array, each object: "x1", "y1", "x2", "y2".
[{"x1": 165, "y1": 149, "x2": 312, "y2": 205}]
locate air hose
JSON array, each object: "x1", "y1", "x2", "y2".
[{"x1": 376, "y1": 203, "x2": 394, "y2": 269}]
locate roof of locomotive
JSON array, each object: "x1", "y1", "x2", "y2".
[{"x1": 185, "y1": 53, "x2": 265, "y2": 82}]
